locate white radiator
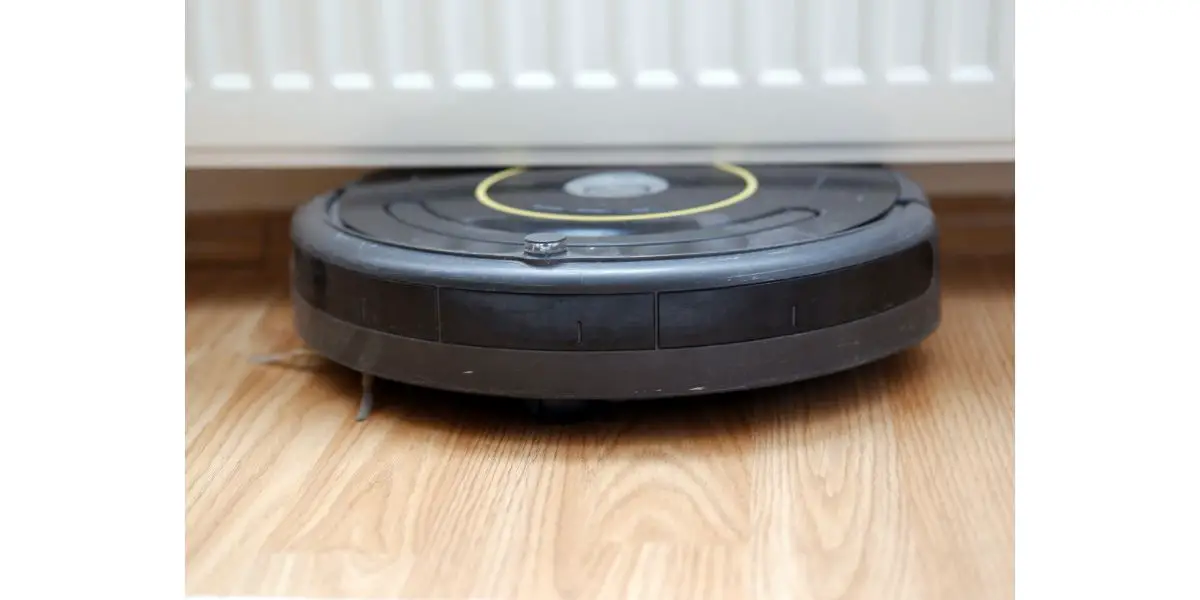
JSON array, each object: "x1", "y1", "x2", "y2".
[{"x1": 185, "y1": 0, "x2": 1014, "y2": 167}]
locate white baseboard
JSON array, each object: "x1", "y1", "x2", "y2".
[{"x1": 185, "y1": 162, "x2": 1013, "y2": 214}]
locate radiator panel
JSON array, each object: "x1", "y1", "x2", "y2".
[{"x1": 185, "y1": 0, "x2": 1014, "y2": 165}]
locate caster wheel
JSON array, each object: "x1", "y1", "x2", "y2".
[{"x1": 523, "y1": 399, "x2": 592, "y2": 422}]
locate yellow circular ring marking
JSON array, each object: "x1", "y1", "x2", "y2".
[{"x1": 473, "y1": 162, "x2": 759, "y2": 223}]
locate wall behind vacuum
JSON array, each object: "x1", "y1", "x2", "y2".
[{"x1": 185, "y1": 162, "x2": 1014, "y2": 213}]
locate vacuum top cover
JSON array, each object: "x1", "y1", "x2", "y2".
[{"x1": 327, "y1": 164, "x2": 906, "y2": 262}]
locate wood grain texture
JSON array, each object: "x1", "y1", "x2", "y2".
[{"x1": 185, "y1": 211, "x2": 1014, "y2": 599}]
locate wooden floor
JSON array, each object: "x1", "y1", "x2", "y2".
[{"x1": 185, "y1": 214, "x2": 1014, "y2": 599}]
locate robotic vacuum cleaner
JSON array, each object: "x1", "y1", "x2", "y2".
[{"x1": 290, "y1": 164, "x2": 940, "y2": 415}]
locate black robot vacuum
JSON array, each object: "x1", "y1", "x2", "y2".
[{"x1": 289, "y1": 164, "x2": 939, "y2": 417}]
